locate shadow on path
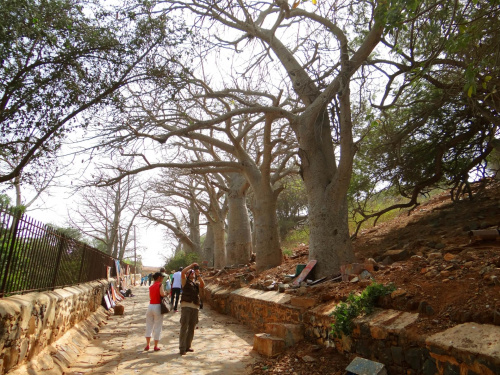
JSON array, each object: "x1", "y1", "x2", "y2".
[{"x1": 67, "y1": 285, "x2": 260, "y2": 375}]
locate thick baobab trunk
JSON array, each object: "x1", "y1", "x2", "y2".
[
  {"x1": 252, "y1": 188, "x2": 282, "y2": 272},
  {"x1": 306, "y1": 184, "x2": 354, "y2": 277},
  {"x1": 298, "y1": 111, "x2": 355, "y2": 278},
  {"x1": 188, "y1": 202, "x2": 201, "y2": 257},
  {"x1": 226, "y1": 174, "x2": 252, "y2": 266},
  {"x1": 202, "y1": 222, "x2": 214, "y2": 266},
  {"x1": 212, "y1": 219, "x2": 226, "y2": 269}
]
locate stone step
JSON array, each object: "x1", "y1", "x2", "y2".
[
  {"x1": 253, "y1": 333, "x2": 285, "y2": 357},
  {"x1": 426, "y1": 322, "x2": 500, "y2": 375},
  {"x1": 264, "y1": 323, "x2": 304, "y2": 347}
]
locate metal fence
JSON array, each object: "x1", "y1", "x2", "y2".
[{"x1": 0, "y1": 203, "x2": 130, "y2": 298}]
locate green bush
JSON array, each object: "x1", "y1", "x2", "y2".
[
  {"x1": 164, "y1": 251, "x2": 200, "y2": 273},
  {"x1": 330, "y1": 282, "x2": 396, "y2": 338},
  {"x1": 282, "y1": 248, "x2": 293, "y2": 257},
  {"x1": 281, "y1": 226, "x2": 309, "y2": 254}
]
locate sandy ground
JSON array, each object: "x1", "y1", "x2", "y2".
[{"x1": 66, "y1": 286, "x2": 260, "y2": 375}]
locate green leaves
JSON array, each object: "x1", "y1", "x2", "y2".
[
  {"x1": 1, "y1": 0, "x2": 190, "y2": 183},
  {"x1": 330, "y1": 282, "x2": 396, "y2": 338}
]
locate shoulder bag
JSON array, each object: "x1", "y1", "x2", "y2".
[{"x1": 160, "y1": 297, "x2": 171, "y2": 314}]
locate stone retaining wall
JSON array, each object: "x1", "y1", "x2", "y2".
[
  {"x1": 0, "y1": 279, "x2": 110, "y2": 375},
  {"x1": 203, "y1": 285, "x2": 303, "y2": 332},
  {"x1": 204, "y1": 284, "x2": 500, "y2": 375}
]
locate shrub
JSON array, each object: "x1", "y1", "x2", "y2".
[
  {"x1": 164, "y1": 251, "x2": 200, "y2": 272},
  {"x1": 330, "y1": 282, "x2": 395, "y2": 338}
]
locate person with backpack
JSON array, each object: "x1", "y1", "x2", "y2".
[{"x1": 178, "y1": 263, "x2": 205, "y2": 355}]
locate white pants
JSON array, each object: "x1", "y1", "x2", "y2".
[{"x1": 145, "y1": 304, "x2": 163, "y2": 341}]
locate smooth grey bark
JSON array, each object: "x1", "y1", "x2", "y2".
[
  {"x1": 225, "y1": 173, "x2": 252, "y2": 266},
  {"x1": 188, "y1": 201, "x2": 201, "y2": 257},
  {"x1": 212, "y1": 218, "x2": 226, "y2": 269},
  {"x1": 233, "y1": 114, "x2": 285, "y2": 272},
  {"x1": 251, "y1": 186, "x2": 281, "y2": 270},
  {"x1": 202, "y1": 222, "x2": 214, "y2": 266}
]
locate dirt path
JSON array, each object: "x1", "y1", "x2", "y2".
[{"x1": 67, "y1": 286, "x2": 260, "y2": 375}]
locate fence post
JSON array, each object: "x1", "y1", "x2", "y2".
[
  {"x1": 0, "y1": 209, "x2": 22, "y2": 297},
  {"x1": 51, "y1": 234, "x2": 66, "y2": 289}
]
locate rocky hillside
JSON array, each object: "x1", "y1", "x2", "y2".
[{"x1": 205, "y1": 180, "x2": 500, "y2": 374}]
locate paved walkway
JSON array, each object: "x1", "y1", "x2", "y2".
[{"x1": 67, "y1": 286, "x2": 259, "y2": 375}]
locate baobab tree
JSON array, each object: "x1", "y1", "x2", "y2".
[
  {"x1": 143, "y1": 170, "x2": 217, "y2": 262},
  {"x1": 128, "y1": 0, "x2": 425, "y2": 277},
  {"x1": 100, "y1": 82, "x2": 299, "y2": 271}
]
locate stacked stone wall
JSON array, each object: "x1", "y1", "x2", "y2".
[
  {"x1": 203, "y1": 285, "x2": 303, "y2": 331},
  {"x1": 205, "y1": 285, "x2": 500, "y2": 375},
  {"x1": 0, "y1": 280, "x2": 110, "y2": 375}
]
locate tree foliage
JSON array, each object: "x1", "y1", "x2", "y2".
[
  {"x1": 276, "y1": 175, "x2": 307, "y2": 237},
  {"x1": 0, "y1": 0, "x2": 188, "y2": 183},
  {"x1": 164, "y1": 251, "x2": 200, "y2": 274},
  {"x1": 350, "y1": 0, "x2": 500, "y2": 234}
]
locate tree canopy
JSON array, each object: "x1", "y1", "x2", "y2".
[
  {"x1": 0, "y1": 0, "x2": 188, "y2": 183},
  {"x1": 3, "y1": 0, "x2": 499, "y2": 274}
]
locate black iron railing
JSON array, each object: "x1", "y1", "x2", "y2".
[{"x1": 0, "y1": 203, "x2": 131, "y2": 297}]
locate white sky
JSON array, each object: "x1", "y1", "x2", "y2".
[
  {"x1": 2, "y1": 0, "x2": 362, "y2": 267},
  {"x1": 4, "y1": 158, "x2": 171, "y2": 268}
]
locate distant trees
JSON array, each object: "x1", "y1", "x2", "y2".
[
  {"x1": 275, "y1": 175, "x2": 308, "y2": 238},
  {"x1": 99, "y1": 85, "x2": 299, "y2": 270},
  {"x1": 142, "y1": 171, "x2": 205, "y2": 259},
  {"x1": 69, "y1": 172, "x2": 146, "y2": 260}
]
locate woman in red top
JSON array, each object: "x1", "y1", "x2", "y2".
[{"x1": 145, "y1": 272, "x2": 167, "y2": 351}]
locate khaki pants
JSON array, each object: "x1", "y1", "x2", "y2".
[{"x1": 179, "y1": 306, "x2": 199, "y2": 353}]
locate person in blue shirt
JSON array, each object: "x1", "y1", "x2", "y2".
[{"x1": 170, "y1": 267, "x2": 183, "y2": 312}]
